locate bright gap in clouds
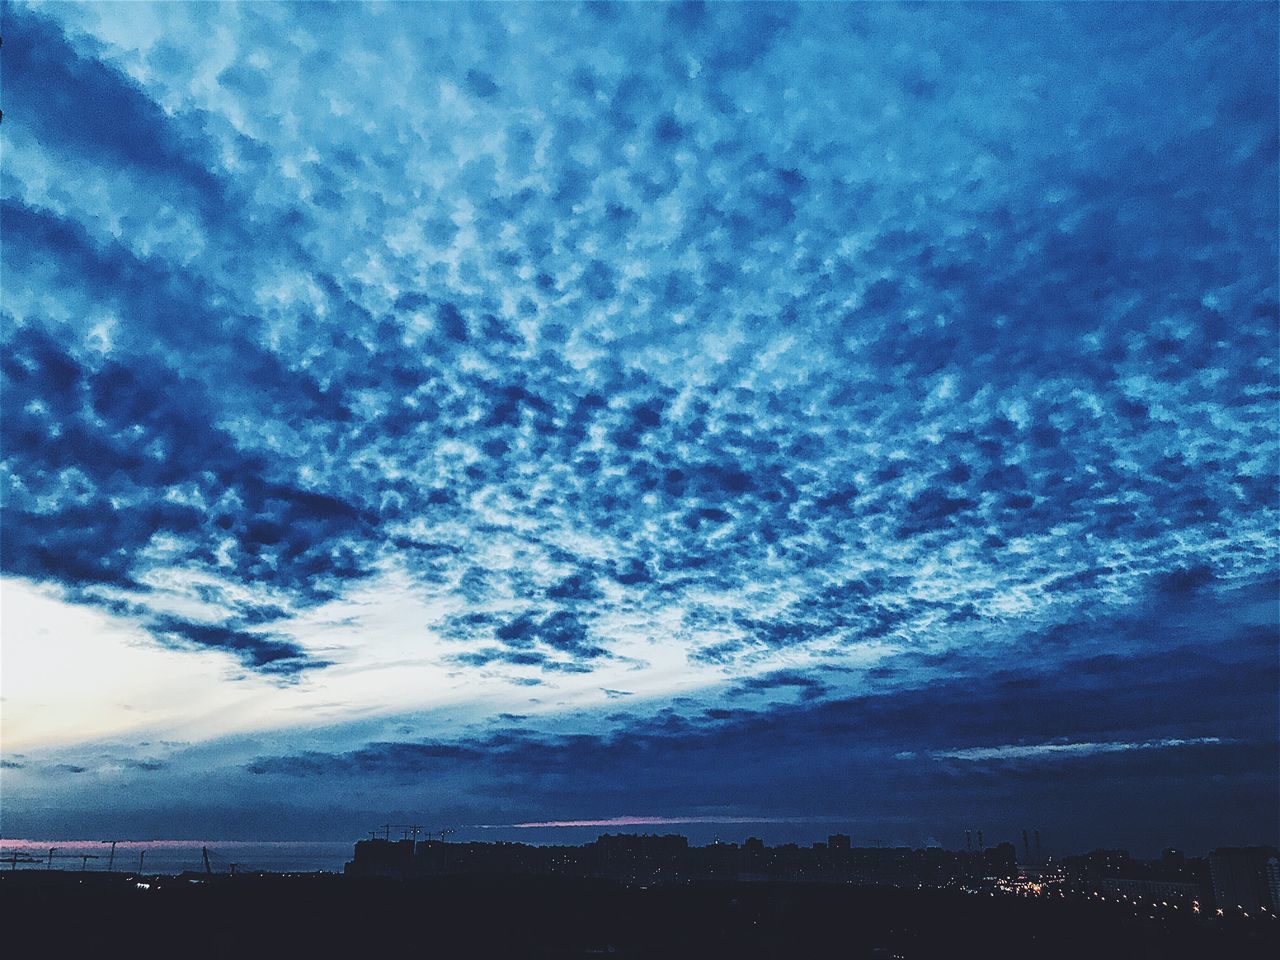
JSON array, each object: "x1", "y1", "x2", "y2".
[{"x1": 3, "y1": 568, "x2": 858, "y2": 752}]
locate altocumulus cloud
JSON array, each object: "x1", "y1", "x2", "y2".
[{"x1": 0, "y1": 1, "x2": 1275, "y2": 850}]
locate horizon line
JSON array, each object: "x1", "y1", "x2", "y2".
[{"x1": 482, "y1": 815, "x2": 913, "y2": 829}]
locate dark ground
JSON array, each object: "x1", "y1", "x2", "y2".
[{"x1": 2, "y1": 871, "x2": 1276, "y2": 958}]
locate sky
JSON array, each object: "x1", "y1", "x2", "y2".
[{"x1": 1, "y1": 1, "x2": 1277, "y2": 857}]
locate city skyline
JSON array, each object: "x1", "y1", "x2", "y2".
[{"x1": 1, "y1": 2, "x2": 1276, "y2": 855}]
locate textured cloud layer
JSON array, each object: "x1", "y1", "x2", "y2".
[{"x1": 1, "y1": 1, "x2": 1276, "y2": 848}]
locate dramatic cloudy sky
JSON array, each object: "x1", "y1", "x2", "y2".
[{"x1": 2, "y1": 2, "x2": 1276, "y2": 855}]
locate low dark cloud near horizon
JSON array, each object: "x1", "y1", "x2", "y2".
[{"x1": 234, "y1": 573, "x2": 1277, "y2": 852}]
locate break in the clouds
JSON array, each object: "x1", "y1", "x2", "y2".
[{"x1": 1, "y1": 2, "x2": 1276, "y2": 853}]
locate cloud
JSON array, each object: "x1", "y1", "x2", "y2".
[
  {"x1": 927, "y1": 737, "x2": 1234, "y2": 764},
  {"x1": 146, "y1": 615, "x2": 322, "y2": 677},
  {"x1": 236, "y1": 592, "x2": 1277, "y2": 847},
  {"x1": 490, "y1": 815, "x2": 831, "y2": 830},
  {"x1": 1, "y1": 1, "x2": 1275, "y2": 848},
  {"x1": 5, "y1": 6, "x2": 231, "y2": 221},
  {"x1": 727, "y1": 670, "x2": 830, "y2": 702}
]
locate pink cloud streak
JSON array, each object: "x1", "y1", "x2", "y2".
[{"x1": 481, "y1": 815, "x2": 834, "y2": 829}]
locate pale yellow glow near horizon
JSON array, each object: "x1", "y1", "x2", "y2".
[
  {"x1": 0, "y1": 572, "x2": 720, "y2": 756},
  {"x1": 1, "y1": 569, "x2": 863, "y2": 759},
  {"x1": 0, "y1": 577, "x2": 261, "y2": 751},
  {"x1": 0, "y1": 572, "x2": 495, "y2": 752}
]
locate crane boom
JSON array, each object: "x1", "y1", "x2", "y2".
[{"x1": 101, "y1": 839, "x2": 123, "y2": 872}]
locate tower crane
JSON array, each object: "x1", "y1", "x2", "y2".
[
  {"x1": 101, "y1": 839, "x2": 124, "y2": 872},
  {"x1": 5, "y1": 849, "x2": 110, "y2": 870},
  {"x1": 0, "y1": 853, "x2": 42, "y2": 870}
]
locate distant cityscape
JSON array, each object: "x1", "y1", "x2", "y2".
[
  {"x1": 4, "y1": 831, "x2": 1277, "y2": 957},
  {"x1": 5, "y1": 830, "x2": 1276, "y2": 921},
  {"x1": 345, "y1": 832, "x2": 1280, "y2": 918}
]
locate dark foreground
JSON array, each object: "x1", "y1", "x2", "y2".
[{"x1": 3, "y1": 871, "x2": 1276, "y2": 959}]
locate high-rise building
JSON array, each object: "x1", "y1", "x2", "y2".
[
  {"x1": 1264, "y1": 856, "x2": 1280, "y2": 912},
  {"x1": 828, "y1": 834, "x2": 851, "y2": 851},
  {"x1": 1209, "y1": 847, "x2": 1272, "y2": 913}
]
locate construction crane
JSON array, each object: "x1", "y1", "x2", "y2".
[
  {"x1": 30, "y1": 848, "x2": 73, "y2": 870},
  {"x1": 101, "y1": 839, "x2": 124, "y2": 873},
  {"x1": 0, "y1": 853, "x2": 42, "y2": 870},
  {"x1": 196, "y1": 846, "x2": 242, "y2": 876},
  {"x1": 7, "y1": 849, "x2": 110, "y2": 871}
]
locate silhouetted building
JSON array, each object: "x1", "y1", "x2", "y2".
[
  {"x1": 342, "y1": 832, "x2": 1256, "y2": 907},
  {"x1": 1062, "y1": 847, "x2": 1211, "y2": 906},
  {"x1": 1210, "y1": 847, "x2": 1278, "y2": 913},
  {"x1": 1100, "y1": 876, "x2": 1204, "y2": 907},
  {"x1": 347, "y1": 838, "x2": 416, "y2": 877}
]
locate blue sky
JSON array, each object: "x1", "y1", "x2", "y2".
[{"x1": 1, "y1": 1, "x2": 1276, "y2": 855}]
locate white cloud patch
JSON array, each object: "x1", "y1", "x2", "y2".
[{"x1": 929, "y1": 738, "x2": 1233, "y2": 763}]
